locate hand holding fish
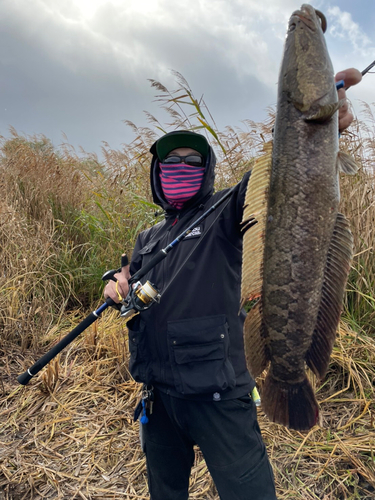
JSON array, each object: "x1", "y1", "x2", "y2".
[{"x1": 335, "y1": 68, "x2": 362, "y2": 131}]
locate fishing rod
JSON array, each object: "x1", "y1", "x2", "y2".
[
  {"x1": 335, "y1": 60, "x2": 374, "y2": 92},
  {"x1": 17, "y1": 187, "x2": 236, "y2": 386},
  {"x1": 361, "y1": 59, "x2": 375, "y2": 77}
]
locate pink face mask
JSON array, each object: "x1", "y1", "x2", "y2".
[{"x1": 159, "y1": 163, "x2": 205, "y2": 209}]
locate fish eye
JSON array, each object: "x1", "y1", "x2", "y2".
[{"x1": 289, "y1": 22, "x2": 296, "y2": 32}]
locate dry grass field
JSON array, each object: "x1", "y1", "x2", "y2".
[{"x1": 1, "y1": 316, "x2": 375, "y2": 499}]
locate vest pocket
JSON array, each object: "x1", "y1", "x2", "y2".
[
  {"x1": 127, "y1": 315, "x2": 149, "y2": 383},
  {"x1": 167, "y1": 315, "x2": 236, "y2": 395}
]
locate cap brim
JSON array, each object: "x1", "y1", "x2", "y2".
[{"x1": 156, "y1": 131, "x2": 209, "y2": 161}]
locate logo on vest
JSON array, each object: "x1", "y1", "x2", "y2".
[{"x1": 184, "y1": 226, "x2": 202, "y2": 239}]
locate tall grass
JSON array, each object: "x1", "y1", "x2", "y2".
[
  {"x1": 339, "y1": 102, "x2": 375, "y2": 334},
  {"x1": 0, "y1": 76, "x2": 374, "y2": 351},
  {"x1": 0, "y1": 130, "x2": 158, "y2": 347}
]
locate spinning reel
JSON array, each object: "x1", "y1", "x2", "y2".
[{"x1": 102, "y1": 262, "x2": 161, "y2": 319}]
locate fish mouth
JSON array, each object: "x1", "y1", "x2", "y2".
[{"x1": 289, "y1": 6, "x2": 327, "y2": 33}]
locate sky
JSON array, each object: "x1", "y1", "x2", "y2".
[{"x1": 0, "y1": 0, "x2": 374, "y2": 159}]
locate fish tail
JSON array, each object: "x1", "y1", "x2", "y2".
[{"x1": 262, "y1": 372, "x2": 319, "y2": 431}]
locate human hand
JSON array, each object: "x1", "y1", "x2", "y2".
[
  {"x1": 335, "y1": 68, "x2": 362, "y2": 132},
  {"x1": 104, "y1": 260, "x2": 131, "y2": 303}
]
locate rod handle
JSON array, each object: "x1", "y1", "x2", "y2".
[
  {"x1": 17, "y1": 370, "x2": 33, "y2": 386},
  {"x1": 17, "y1": 305, "x2": 110, "y2": 386}
]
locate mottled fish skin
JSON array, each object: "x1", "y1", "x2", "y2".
[
  {"x1": 241, "y1": 4, "x2": 354, "y2": 430},
  {"x1": 264, "y1": 5, "x2": 339, "y2": 386}
]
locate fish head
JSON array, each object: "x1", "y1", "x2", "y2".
[{"x1": 280, "y1": 4, "x2": 337, "y2": 115}]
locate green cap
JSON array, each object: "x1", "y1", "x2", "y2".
[{"x1": 155, "y1": 130, "x2": 209, "y2": 161}]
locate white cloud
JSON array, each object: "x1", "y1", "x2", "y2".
[
  {"x1": 328, "y1": 6, "x2": 374, "y2": 56},
  {"x1": 1, "y1": 0, "x2": 373, "y2": 155}
]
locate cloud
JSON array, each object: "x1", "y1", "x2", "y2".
[
  {"x1": 328, "y1": 6, "x2": 374, "y2": 56},
  {"x1": 1, "y1": 0, "x2": 286, "y2": 153},
  {"x1": 0, "y1": 0, "x2": 373, "y2": 156}
]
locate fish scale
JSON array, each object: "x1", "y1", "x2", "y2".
[{"x1": 241, "y1": 4, "x2": 357, "y2": 430}]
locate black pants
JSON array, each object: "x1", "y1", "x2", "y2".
[{"x1": 141, "y1": 388, "x2": 277, "y2": 500}]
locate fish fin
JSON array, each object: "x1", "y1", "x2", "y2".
[
  {"x1": 241, "y1": 147, "x2": 272, "y2": 303},
  {"x1": 241, "y1": 148, "x2": 272, "y2": 377},
  {"x1": 262, "y1": 373, "x2": 319, "y2": 431},
  {"x1": 306, "y1": 213, "x2": 353, "y2": 378},
  {"x1": 243, "y1": 301, "x2": 269, "y2": 377},
  {"x1": 261, "y1": 140, "x2": 273, "y2": 153},
  {"x1": 337, "y1": 151, "x2": 358, "y2": 175},
  {"x1": 304, "y1": 101, "x2": 341, "y2": 122}
]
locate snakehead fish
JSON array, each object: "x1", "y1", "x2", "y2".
[{"x1": 241, "y1": 4, "x2": 357, "y2": 430}]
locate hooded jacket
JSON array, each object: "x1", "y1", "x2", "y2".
[{"x1": 127, "y1": 137, "x2": 255, "y2": 400}]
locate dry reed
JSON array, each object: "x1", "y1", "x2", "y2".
[
  {"x1": 1, "y1": 316, "x2": 375, "y2": 499},
  {"x1": 0, "y1": 198, "x2": 73, "y2": 348},
  {"x1": 339, "y1": 104, "x2": 375, "y2": 333}
]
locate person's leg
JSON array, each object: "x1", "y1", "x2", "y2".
[
  {"x1": 141, "y1": 389, "x2": 195, "y2": 500},
  {"x1": 186, "y1": 394, "x2": 277, "y2": 500}
]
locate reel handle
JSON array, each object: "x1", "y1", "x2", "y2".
[{"x1": 101, "y1": 254, "x2": 129, "y2": 282}]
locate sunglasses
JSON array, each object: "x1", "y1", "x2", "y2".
[{"x1": 162, "y1": 154, "x2": 204, "y2": 167}]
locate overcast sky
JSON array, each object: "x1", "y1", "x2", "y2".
[{"x1": 1, "y1": 0, "x2": 374, "y2": 159}]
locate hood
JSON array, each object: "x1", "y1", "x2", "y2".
[{"x1": 149, "y1": 133, "x2": 217, "y2": 215}]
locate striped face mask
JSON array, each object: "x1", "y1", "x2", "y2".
[{"x1": 159, "y1": 163, "x2": 205, "y2": 210}]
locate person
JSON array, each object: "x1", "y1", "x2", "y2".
[{"x1": 104, "y1": 69, "x2": 362, "y2": 500}]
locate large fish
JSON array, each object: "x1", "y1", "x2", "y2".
[{"x1": 241, "y1": 4, "x2": 357, "y2": 430}]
